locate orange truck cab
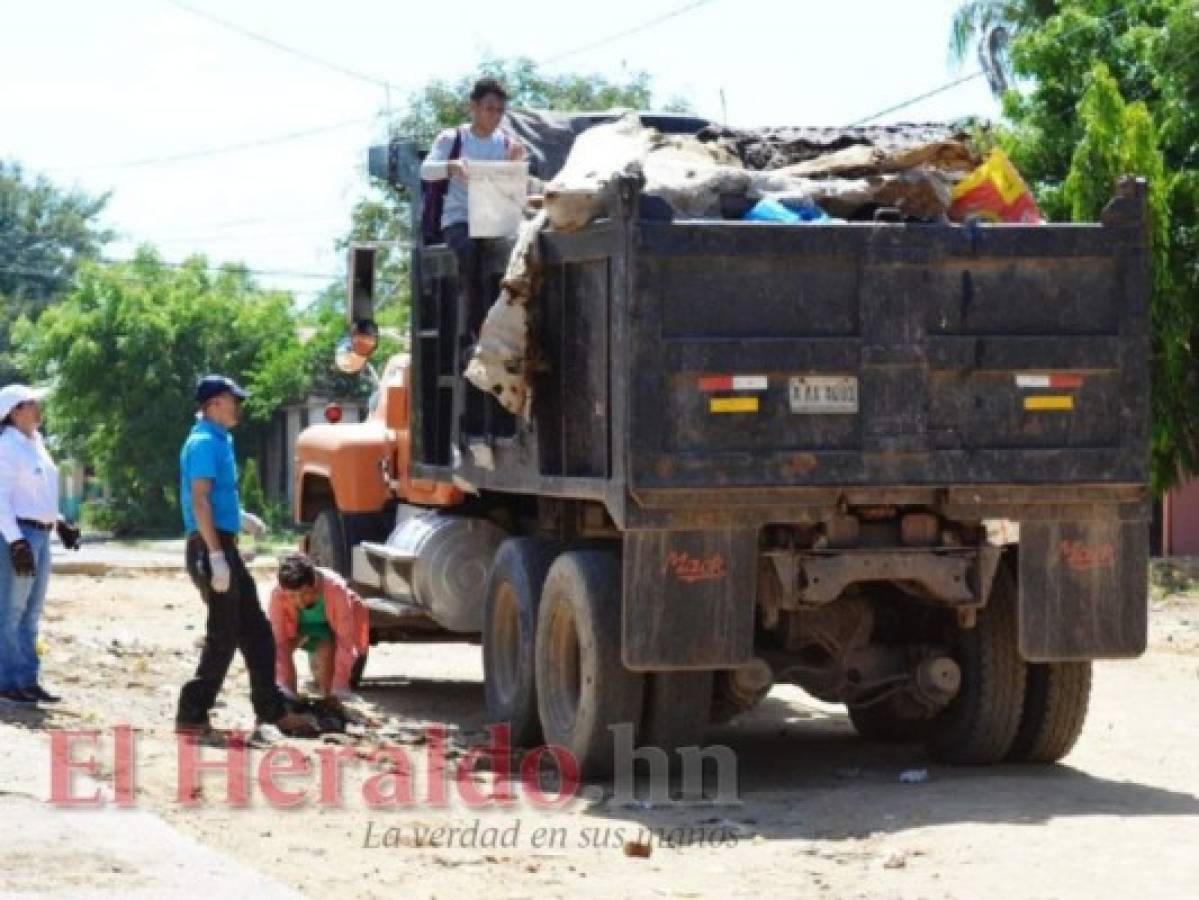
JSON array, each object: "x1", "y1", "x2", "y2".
[{"x1": 294, "y1": 352, "x2": 461, "y2": 579}]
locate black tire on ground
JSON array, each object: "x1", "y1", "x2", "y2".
[
  {"x1": 848, "y1": 697, "x2": 930, "y2": 743},
  {"x1": 483, "y1": 538, "x2": 559, "y2": 747},
  {"x1": 641, "y1": 672, "x2": 713, "y2": 756},
  {"x1": 535, "y1": 551, "x2": 644, "y2": 778},
  {"x1": 925, "y1": 561, "x2": 1027, "y2": 765},
  {"x1": 1006, "y1": 661, "x2": 1092, "y2": 763},
  {"x1": 349, "y1": 649, "x2": 369, "y2": 691},
  {"x1": 308, "y1": 507, "x2": 350, "y2": 576}
]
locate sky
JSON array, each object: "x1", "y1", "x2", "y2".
[{"x1": 2, "y1": 0, "x2": 1000, "y2": 302}]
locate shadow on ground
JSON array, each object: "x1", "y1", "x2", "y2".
[{"x1": 352, "y1": 674, "x2": 1199, "y2": 843}]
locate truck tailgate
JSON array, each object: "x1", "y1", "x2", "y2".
[{"x1": 627, "y1": 218, "x2": 1149, "y2": 498}]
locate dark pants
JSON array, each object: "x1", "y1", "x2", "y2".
[
  {"x1": 176, "y1": 531, "x2": 283, "y2": 726},
  {"x1": 444, "y1": 222, "x2": 487, "y2": 340}
]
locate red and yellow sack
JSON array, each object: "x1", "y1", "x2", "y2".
[{"x1": 950, "y1": 149, "x2": 1043, "y2": 224}]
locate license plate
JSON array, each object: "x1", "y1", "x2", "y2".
[{"x1": 789, "y1": 376, "x2": 859, "y2": 414}]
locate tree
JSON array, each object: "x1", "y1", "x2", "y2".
[
  {"x1": 393, "y1": 54, "x2": 690, "y2": 145},
  {"x1": 341, "y1": 55, "x2": 692, "y2": 329},
  {"x1": 17, "y1": 248, "x2": 307, "y2": 533},
  {"x1": 948, "y1": 0, "x2": 1057, "y2": 91},
  {"x1": 0, "y1": 161, "x2": 112, "y2": 382},
  {"x1": 954, "y1": 0, "x2": 1198, "y2": 489}
]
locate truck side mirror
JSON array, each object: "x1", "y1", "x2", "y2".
[
  {"x1": 334, "y1": 320, "x2": 380, "y2": 375},
  {"x1": 334, "y1": 336, "x2": 368, "y2": 375}
]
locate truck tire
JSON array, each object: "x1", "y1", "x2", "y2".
[
  {"x1": 848, "y1": 697, "x2": 929, "y2": 743},
  {"x1": 535, "y1": 551, "x2": 644, "y2": 778},
  {"x1": 925, "y1": 562, "x2": 1026, "y2": 765},
  {"x1": 641, "y1": 671, "x2": 713, "y2": 757},
  {"x1": 309, "y1": 507, "x2": 390, "y2": 580},
  {"x1": 1006, "y1": 661, "x2": 1092, "y2": 764},
  {"x1": 309, "y1": 508, "x2": 350, "y2": 576},
  {"x1": 483, "y1": 538, "x2": 558, "y2": 748}
]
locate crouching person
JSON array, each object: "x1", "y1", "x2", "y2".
[{"x1": 269, "y1": 553, "x2": 369, "y2": 708}]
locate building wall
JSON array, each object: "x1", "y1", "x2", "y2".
[{"x1": 1164, "y1": 480, "x2": 1199, "y2": 557}]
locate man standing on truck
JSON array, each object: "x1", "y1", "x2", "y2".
[
  {"x1": 420, "y1": 76, "x2": 527, "y2": 338},
  {"x1": 175, "y1": 375, "x2": 314, "y2": 743}
]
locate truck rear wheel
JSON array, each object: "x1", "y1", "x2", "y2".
[
  {"x1": 925, "y1": 561, "x2": 1026, "y2": 765},
  {"x1": 1006, "y1": 661, "x2": 1092, "y2": 763},
  {"x1": 641, "y1": 672, "x2": 713, "y2": 757},
  {"x1": 483, "y1": 538, "x2": 558, "y2": 747},
  {"x1": 535, "y1": 551, "x2": 644, "y2": 778},
  {"x1": 848, "y1": 697, "x2": 929, "y2": 743}
]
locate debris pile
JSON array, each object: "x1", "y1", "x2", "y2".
[{"x1": 466, "y1": 113, "x2": 1044, "y2": 416}]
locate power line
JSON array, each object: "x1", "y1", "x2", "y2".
[
  {"x1": 48, "y1": 114, "x2": 382, "y2": 173},
  {"x1": 0, "y1": 259, "x2": 342, "y2": 282},
  {"x1": 163, "y1": 0, "x2": 399, "y2": 92},
  {"x1": 847, "y1": 5, "x2": 1139, "y2": 126},
  {"x1": 541, "y1": 0, "x2": 719, "y2": 65},
  {"x1": 153, "y1": 230, "x2": 349, "y2": 244},
  {"x1": 849, "y1": 71, "x2": 987, "y2": 125},
  {"x1": 149, "y1": 211, "x2": 349, "y2": 235}
]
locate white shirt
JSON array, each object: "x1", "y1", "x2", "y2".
[
  {"x1": 0, "y1": 426, "x2": 59, "y2": 543},
  {"x1": 420, "y1": 125, "x2": 517, "y2": 228}
]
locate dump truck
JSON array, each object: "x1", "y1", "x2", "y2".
[{"x1": 294, "y1": 114, "x2": 1150, "y2": 776}]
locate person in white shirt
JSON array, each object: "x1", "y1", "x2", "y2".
[
  {"x1": 0, "y1": 384, "x2": 81, "y2": 706},
  {"x1": 420, "y1": 77, "x2": 527, "y2": 338}
]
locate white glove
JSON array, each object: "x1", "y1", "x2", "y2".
[
  {"x1": 240, "y1": 511, "x2": 267, "y2": 539},
  {"x1": 208, "y1": 551, "x2": 231, "y2": 592}
]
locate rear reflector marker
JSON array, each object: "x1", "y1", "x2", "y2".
[
  {"x1": 710, "y1": 397, "x2": 760, "y2": 414},
  {"x1": 1024, "y1": 395, "x2": 1074, "y2": 412},
  {"x1": 699, "y1": 375, "x2": 768, "y2": 392},
  {"x1": 1016, "y1": 374, "x2": 1084, "y2": 389}
]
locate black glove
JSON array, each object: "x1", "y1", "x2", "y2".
[
  {"x1": 56, "y1": 520, "x2": 82, "y2": 551},
  {"x1": 10, "y1": 539, "x2": 36, "y2": 577}
]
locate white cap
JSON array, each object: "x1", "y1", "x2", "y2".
[{"x1": 0, "y1": 384, "x2": 49, "y2": 421}]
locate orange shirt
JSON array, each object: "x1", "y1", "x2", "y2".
[{"x1": 269, "y1": 568, "x2": 369, "y2": 695}]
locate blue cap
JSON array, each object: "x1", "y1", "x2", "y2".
[{"x1": 195, "y1": 375, "x2": 249, "y2": 406}]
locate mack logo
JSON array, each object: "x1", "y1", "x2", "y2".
[
  {"x1": 663, "y1": 551, "x2": 727, "y2": 584},
  {"x1": 1059, "y1": 540, "x2": 1116, "y2": 573}
]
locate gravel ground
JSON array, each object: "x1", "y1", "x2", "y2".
[{"x1": 2, "y1": 570, "x2": 1198, "y2": 899}]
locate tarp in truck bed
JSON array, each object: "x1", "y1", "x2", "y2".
[{"x1": 502, "y1": 109, "x2": 974, "y2": 180}]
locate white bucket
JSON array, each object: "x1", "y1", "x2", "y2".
[{"x1": 468, "y1": 161, "x2": 529, "y2": 238}]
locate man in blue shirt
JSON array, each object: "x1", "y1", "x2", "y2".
[{"x1": 176, "y1": 375, "x2": 312, "y2": 741}]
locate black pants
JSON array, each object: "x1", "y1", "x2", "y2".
[
  {"x1": 176, "y1": 531, "x2": 283, "y2": 726},
  {"x1": 444, "y1": 222, "x2": 488, "y2": 340}
]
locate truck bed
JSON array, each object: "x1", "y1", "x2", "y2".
[
  {"x1": 418, "y1": 180, "x2": 1150, "y2": 529},
  {"x1": 629, "y1": 216, "x2": 1149, "y2": 496}
]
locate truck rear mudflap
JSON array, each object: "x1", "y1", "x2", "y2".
[
  {"x1": 622, "y1": 519, "x2": 1148, "y2": 670},
  {"x1": 1018, "y1": 519, "x2": 1148, "y2": 660}
]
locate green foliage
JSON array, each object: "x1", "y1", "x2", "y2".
[
  {"x1": 393, "y1": 54, "x2": 691, "y2": 145},
  {"x1": 948, "y1": 0, "x2": 1057, "y2": 67},
  {"x1": 960, "y1": 0, "x2": 1198, "y2": 489},
  {"x1": 0, "y1": 161, "x2": 112, "y2": 382},
  {"x1": 239, "y1": 457, "x2": 267, "y2": 516},
  {"x1": 17, "y1": 248, "x2": 307, "y2": 533}
]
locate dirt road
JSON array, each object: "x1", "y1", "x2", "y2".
[{"x1": 3, "y1": 571, "x2": 1199, "y2": 898}]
